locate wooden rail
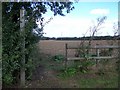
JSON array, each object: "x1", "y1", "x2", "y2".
[
  {"x1": 67, "y1": 56, "x2": 117, "y2": 61},
  {"x1": 65, "y1": 43, "x2": 119, "y2": 68},
  {"x1": 67, "y1": 45, "x2": 120, "y2": 49}
]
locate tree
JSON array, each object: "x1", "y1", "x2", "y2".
[{"x1": 2, "y1": 2, "x2": 74, "y2": 85}]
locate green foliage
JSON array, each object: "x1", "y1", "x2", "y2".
[
  {"x1": 74, "y1": 60, "x2": 95, "y2": 73},
  {"x1": 2, "y1": 2, "x2": 74, "y2": 85},
  {"x1": 58, "y1": 61, "x2": 94, "y2": 78},
  {"x1": 58, "y1": 67, "x2": 77, "y2": 78},
  {"x1": 58, "y1": 58, "x2": 95, "y2": 78},
  {"x1": 75, "y1": 43, "x2": 96, "y2": 73},
  {"x1": 78, "y1": 73, "x2": 118, "y2": 88},
  {"x1": 64, "y1": 67, "x2": 77, "y2": 76},
  {"x1": 53, "y1": 54, "x2": 64, "y2": 62},
  {"x1": 25, "y1": 59, "x2": 34, "y2": 80},
  {"x1": 3, "y1": 73, "x2": 14, "y2": 85}
]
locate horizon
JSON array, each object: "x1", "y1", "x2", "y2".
[{"x1": 41, "y1": 35, "x2": 119, "y2": 38}]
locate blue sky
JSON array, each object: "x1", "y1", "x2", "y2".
[
  {"x1": 37, "y1": 2, "x2": 118, "y2": 37},
  {"x1": 69, "y1": 2, "x2": 118, "y2": 19}
]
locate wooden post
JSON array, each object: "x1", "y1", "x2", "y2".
[
  {"x1": 20, "y1": 8, "x2": 25, "y2": 87},
  {"x1": 65, "y1": 43, "x2": 68, "y2": 69},
  {"x1": 97, "y1": 49, "x2": 100, "y2": 57},
  {"x1": 96, "y1": 44, "x2": 99, "y2": 67}
]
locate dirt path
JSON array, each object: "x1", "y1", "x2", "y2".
[{"x1": 25, "y1": 65, "x2": 62, "y2": 88}]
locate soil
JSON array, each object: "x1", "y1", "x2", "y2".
[{"x1": 25, "y1": 65, "x2": 62, "y2": 88}]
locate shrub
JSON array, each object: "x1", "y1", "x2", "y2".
[{"x1": 3, "y1": 73, "x2": 14, "y2": 85}]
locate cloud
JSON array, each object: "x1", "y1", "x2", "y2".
[
  {"x1": 39, "y1": 15, "x2": 115, "y2": 37},
  {"x1": 43, "y1": 16, "x2": 93, "y2": 37},
  {"x1": 90, "y1": 9, "x2": 110, "y2": 15}
]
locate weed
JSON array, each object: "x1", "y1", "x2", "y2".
[
  {"x1": 58, "y1": 67, "x2": 77, "y2": 78},
  {"x1": 74, "y1": 60, "x2": 95, "y2": 73},
  {"x1": 52, "y1": 54, "x2": 64, "y2": 62}
]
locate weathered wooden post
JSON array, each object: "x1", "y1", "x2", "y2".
[
  {"x1": 96, "y1": 44, "x2": 99, "y2": 67},
  {"x1": 65, "y1": 43, "x2": 68, "y2": 69},
  {"x1": 20, "y1": 8, "x2": 25, "y2": 87}
]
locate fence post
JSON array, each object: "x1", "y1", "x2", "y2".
[
  {"x1": 65, "y1": 43, "x2": 68, "y2": 69},
  {"x1": 96, "y1": 44, "x2": 100, "y2": 67},
  {"x1": 20, "y1": 8, "x2": 25, "y2": 87}
]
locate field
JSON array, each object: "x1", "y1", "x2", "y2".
[
  {"x1": 24, "y1": 40, "x2": 119, "y2": 88},
  {"x1": 38, "y1": 40, "x2": 119, "y2": 57}
]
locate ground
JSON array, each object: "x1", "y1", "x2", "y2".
[
  {"x1": 24, "y1": 54, "x2": 118, "y2": 88},
  {"x1": 4, "y1": 53, "x2": 118, "y2": 88},
  {"x1": 26, "y1": 65, "x2": 63, "y2": 88}
]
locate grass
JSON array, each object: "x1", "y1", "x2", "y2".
[
  {"x1": 31, "y1": 53, "x2": 118, "y2": 88},
  {"x1": 56, "y1": 59, "x2": 118, "y2": 88},
  {"x1": 56, "y1": 69, "x2": 118, "y2": 88},
  {"x1": 77, "y1": 72, "x2": 118, "y2": 88}
]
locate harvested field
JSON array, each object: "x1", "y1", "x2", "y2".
[{"x1": 38, "y1": 40, "x2": 119, "y2": 57}]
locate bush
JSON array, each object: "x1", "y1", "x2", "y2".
[{"x1": 3, "y1": 73, "x2": 14, "y2": 85}]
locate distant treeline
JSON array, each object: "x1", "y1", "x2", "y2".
[{"x1": 41, "y1": 36, "x2": 120, "y2": 40}]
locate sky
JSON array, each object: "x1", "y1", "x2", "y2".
[{"x1": 37, "y1": 2, "x2": 119, "y2": 38}]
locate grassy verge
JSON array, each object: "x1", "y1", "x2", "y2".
[{"x1": 77, "y1": 72, "x2": 118, "y2": 88}]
